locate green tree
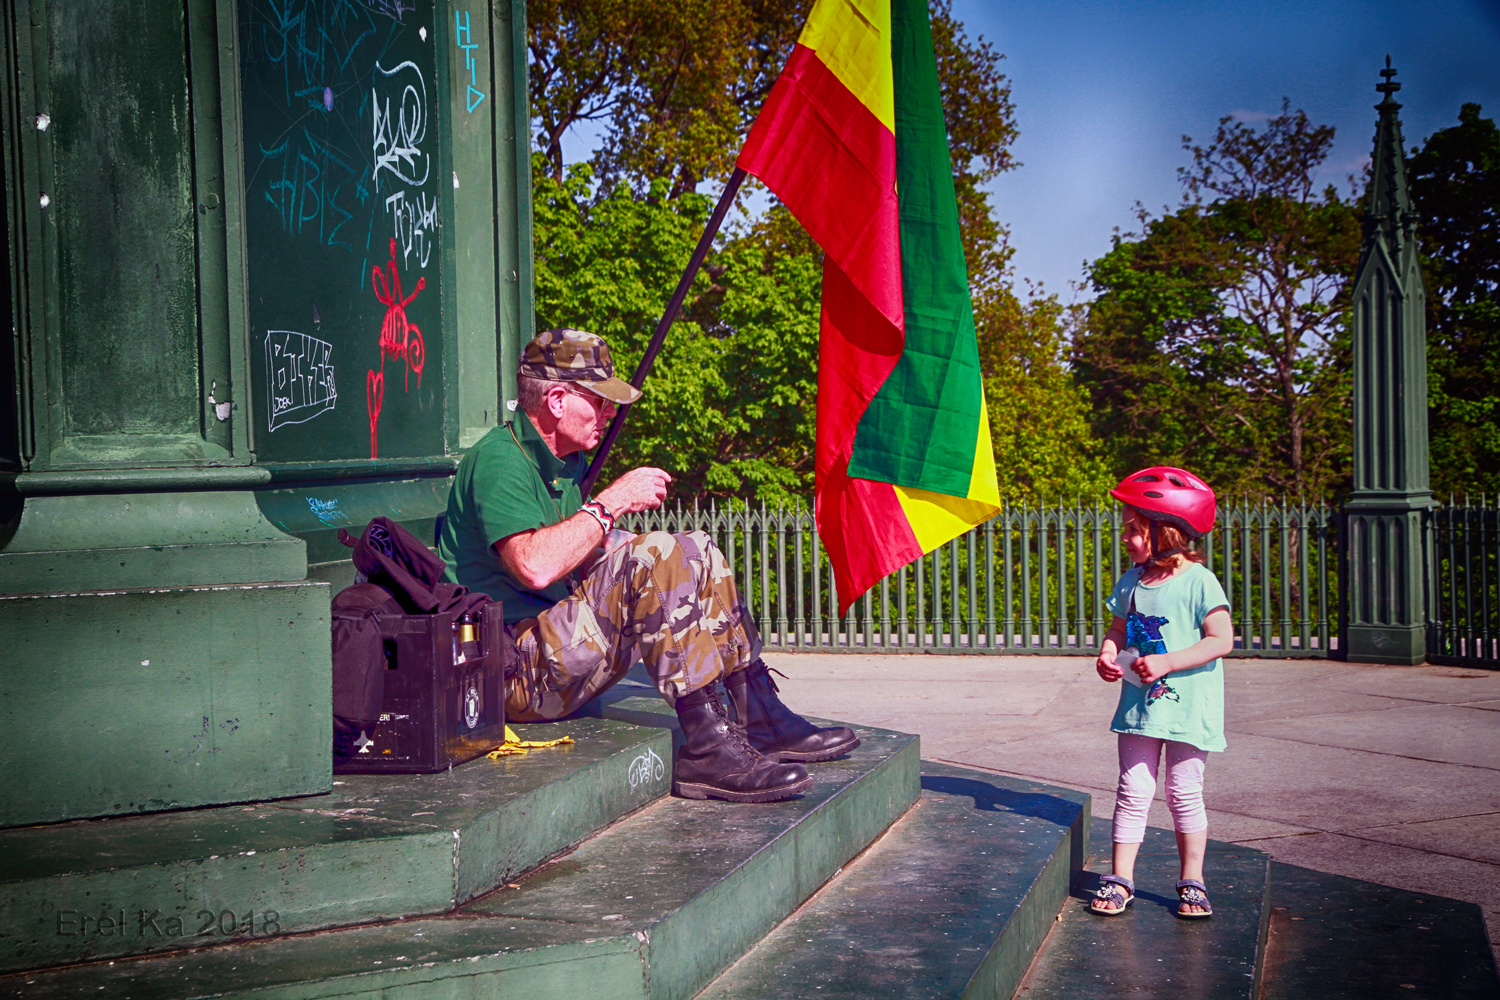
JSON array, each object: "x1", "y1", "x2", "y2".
[
  {"x1": 532, "y1": 160, "x2": 821, "y2": 503},
  {"x1": 529, "y1": 0, "x2": 1099, "y2": 505},
  {"x1": 1409, "y1": 103, "x2": 1500, "y2": 498},
  {"x1": 527, "y1": 0, "x2": 804, "y2": 196},
  {"x1": 528, "y1": 0, "x2": 1016, "y2": 204},
  {"x1": 1072, "y1": 103, "x2": 1362, "y2": 499},
  {"x1": 976, "y1": 286, "x2": 1111, "y2": 499}
]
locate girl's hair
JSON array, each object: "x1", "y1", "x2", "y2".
[{"x1": 1124, "y1": 506, "x2": 1206, "y2": 570}]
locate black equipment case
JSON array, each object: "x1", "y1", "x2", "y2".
[{"x1": 334, "y1": 600, "x2": 508, "y2": 774}]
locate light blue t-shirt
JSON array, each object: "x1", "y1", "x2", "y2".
[{"x1": 1104, "y1": 562, "x2": 1231, "y2": 752}]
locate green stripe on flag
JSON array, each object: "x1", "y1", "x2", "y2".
[{"x1": 846, "y1": 0, "x2": 983, "y2": 498}]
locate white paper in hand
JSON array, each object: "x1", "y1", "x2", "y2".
[{"x1": 1115, "y1": 646, "x2": 1144, "y2": 687}]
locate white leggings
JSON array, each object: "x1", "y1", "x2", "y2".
[{"x1": 1112, "y1": 733, "x2": 1208, "y2": 844}]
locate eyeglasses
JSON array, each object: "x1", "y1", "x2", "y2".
[{"x1": 566, "y1": 387, "x2": 613, "y2": 413}]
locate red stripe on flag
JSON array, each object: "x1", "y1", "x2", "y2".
[
  {"x1": 816, "y1": 468, "x2": 921, "y2": 608},
  {"x1": 737, "y1": 44, "x2": 902, "y2": 327},
  {"x1": 815, "y1": 257, "x2": 920, "y2": 603},
  {"x1": 815, "y1": 257, "x2": 903, "y2": 476}
]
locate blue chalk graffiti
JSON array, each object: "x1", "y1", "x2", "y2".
[
  {"x1": 242, "y1": 0, "x2": 378, "y2": 108},
  {"x1": 307, "y1": 497, "x2": 346, "y2": 526},
  {"x1": 259, "y1": 131, "x2": 363, "y2": 250},
  {"x1": 455, "y1": 11, "x2": 486, "y2": 112}
]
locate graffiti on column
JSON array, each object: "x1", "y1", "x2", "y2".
[
  {"x1": 372, "y1": 59, "x2": 438, "y2": 271},
  {"x1": 455, "y1": 11, "x2": 486, "y2": 112},
  {"x1": 366, "y1": 238, "x2": 425, "y2": 457},
  {"x1": 242, "y1": 0, "x2": 441, "y2": 461},
  {"x1": 266, "y1": 329, "x2": 338, "y2": 431}
]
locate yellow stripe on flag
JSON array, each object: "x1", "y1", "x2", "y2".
[
  {"x1": 894, "y1": 402, "x2": 1000, "y2": 552},
  {"x1": 798, "y1": 0, "x2": 895, "y2": 133},
  {"x1": 967, "y1": 397, "x2": 1001, "y2": 505}
]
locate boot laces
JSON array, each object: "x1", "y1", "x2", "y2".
[
  {"x1": 709, "y1": 688, "x2": 762, "y2": 756},
  {"x1": 757, "y1": 662, "x2": 789, "y2": 694}
]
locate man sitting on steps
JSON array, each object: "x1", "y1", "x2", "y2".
[{"x1": 438, "y1": 327, "x2": 858, "y2": 802}]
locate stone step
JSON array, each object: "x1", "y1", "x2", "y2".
[
  {"x1": 1015, "y1": 819, "x2": 1500, "y2": 1000},
  {"x1": 1, "y1": 721, "x2": 920, "y2": 999},
  {"x1": 0, "y1": 717, "x2": 671, "y2": 974},
  {"x1": 1013, "y1": 817, "x2": 1272, "y2": 1000},
  {"x1": 1258, "y1": 861, "x2": 1499, "y2": 1000},
  {"x1": 696, "y1": 761, "x2": 1090, "y2": 1000}
]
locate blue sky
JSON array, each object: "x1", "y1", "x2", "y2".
[
  {"x1": 954, "y1": 0, "x2": 1500, "y2": 300},
  {"x1": 553, "y1": 2, "x2": 1500, "y2": 300}
]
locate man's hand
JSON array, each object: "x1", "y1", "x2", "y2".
[
  {"x1": 596, "y1": 467, "x2": 671, "y2": 515},
  {"x1": 495, "y1": 470, "x2": 668, "y2": 591}
]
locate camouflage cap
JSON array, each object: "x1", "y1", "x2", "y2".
[{"x1": 518, "y1": 327, "x2": 642, "y2": 405}]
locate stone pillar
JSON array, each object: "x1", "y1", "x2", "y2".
[
  {"x1": 1344, "y1": 59, "x2": 1434, "y2": 665},
  {"x1": 0, "y1": 0, "x2": 531, "y2": 827},
  {"x1": 0, "y1": 1, "x2": 330, "y2": 827}
]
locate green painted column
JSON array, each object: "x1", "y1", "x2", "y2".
[
  {"x1": 244, "y1": 0, "x2": 535, "y2": 592},
  {"x1": 1344, "y1": 59, "x2": 1434, "y2": 665},
  {"x1": 0, "y1": 0, "x2": 329, "y2": 827},
  {"x1": 0, "y1": 0, "x2": 532, "y2": 827}
]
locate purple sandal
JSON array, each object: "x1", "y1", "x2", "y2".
[
  {"x1": 1089, "y1": 874, "x2": 1135, "y2": 915},
  {"x1": 1176, "y1": 878, "x2": 1213, "y2": 918}
]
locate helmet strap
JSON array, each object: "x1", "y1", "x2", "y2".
[{"x1": 1148, "y1": 520, "x2": 1186, "y2": 565}]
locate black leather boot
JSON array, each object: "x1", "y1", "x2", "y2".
[
  {"x1": 723, "y1": 661, "x2": 860, "y2": 763},
  {"x1": 673, "y1": 686, "x2": 813, "y2": 802}
]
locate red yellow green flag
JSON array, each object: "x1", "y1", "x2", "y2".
[{"x1": 737, "y1": 0, "x2": 1000, "y2": 611}]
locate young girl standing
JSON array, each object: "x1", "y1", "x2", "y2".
[{"x1": 1090, "y1": 467, "x2": 1233, "y2": 919}]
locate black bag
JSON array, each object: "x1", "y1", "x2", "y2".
[
  {"x1": 338, "y1": 515, "x2": 484, "y2": 617},
  {"x1": 331, "y1": 582, "x2": 403, "y2": 736},
  {"x1": 330, "y1": 518, "x2": 511, "y2": 772}
]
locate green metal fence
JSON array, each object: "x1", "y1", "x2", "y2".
[
  {"x1": 629, "y1": 497, "x2": 1342, "y2": 657},
  {"x1": 1427, "y1": 498, "x2": 1499, "y2": 668}
]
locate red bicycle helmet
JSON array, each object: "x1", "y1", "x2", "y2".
[{"x1": 1109, "y1": 466, "x2": 1217, "y2": 538}]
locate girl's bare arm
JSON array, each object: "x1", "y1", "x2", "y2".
[
  {"x1": 1134, "y1": 606, "x2": 1233, "y2": 683},
  {"x1": 1096, "y1": 615, "x2": 1128, "y2": 681}
]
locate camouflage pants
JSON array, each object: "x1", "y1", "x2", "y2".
[{"x1": 505, "y1": 530, "x2": 761, "y2": 721}]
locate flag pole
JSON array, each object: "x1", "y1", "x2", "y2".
[{"x1": 582, "y1": 166, "x2": 748, "y2": 497}]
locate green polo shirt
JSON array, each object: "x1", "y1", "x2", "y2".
[{"x1": 438, "y1": 413, "x2": 586, "y2": 623}]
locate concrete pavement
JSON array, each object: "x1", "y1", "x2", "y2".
[{"x1": 762, "y1": 651, "x2": 1500, "y2": 959}]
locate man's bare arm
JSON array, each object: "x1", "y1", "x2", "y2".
[{"x1": 496, "y1": 467, "x2": 672, "y2": 589}]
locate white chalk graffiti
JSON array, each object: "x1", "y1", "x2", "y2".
[
  {"x1": 266, "y1": 329, "x2": 338, "y2": 430},
  {"x1": 627, "y1": 748, "x2": 666, "y2": 790},
  {"x1": 386, "y1": 189, "x2": 439, "y2": 269},
  {"x1": 372, "y1": 59, "x2": 437, "y2": 269},
  {"x1": 371, "y1": 61, "x2": 430, "y2": 188},
  {"x1": 365, "y1": 0, "x2": 413, "y2": 22}
]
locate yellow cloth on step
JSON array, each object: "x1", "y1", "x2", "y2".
[{"x1": 486, "y1": 725, "x2": 574, "y2": 759}]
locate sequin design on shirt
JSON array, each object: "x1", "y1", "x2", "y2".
[
  {"x1": 1125, "y1": 611, "x2": 1169, "y2": 655},
  {"x1": 1127, "y1": 610, "x2": 1179, "y2": 706},
  {"x1": 1145, "y1": 678, "x2": 1180, "y2": 705}
]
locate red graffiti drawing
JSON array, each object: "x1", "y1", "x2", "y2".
[
  {"x1": 366, "y1": 239, "x2": 425, "y2": 458},
  {"x1": 373, "y1": 239, "x2": 426, "y2": 389},
  {"x1": 366, "y1": 370, "x2": 383, "y2": 460}
]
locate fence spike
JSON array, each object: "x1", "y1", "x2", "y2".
[{"x1": 626, "y1": 494, "x2": 1482, "y2": 667}]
